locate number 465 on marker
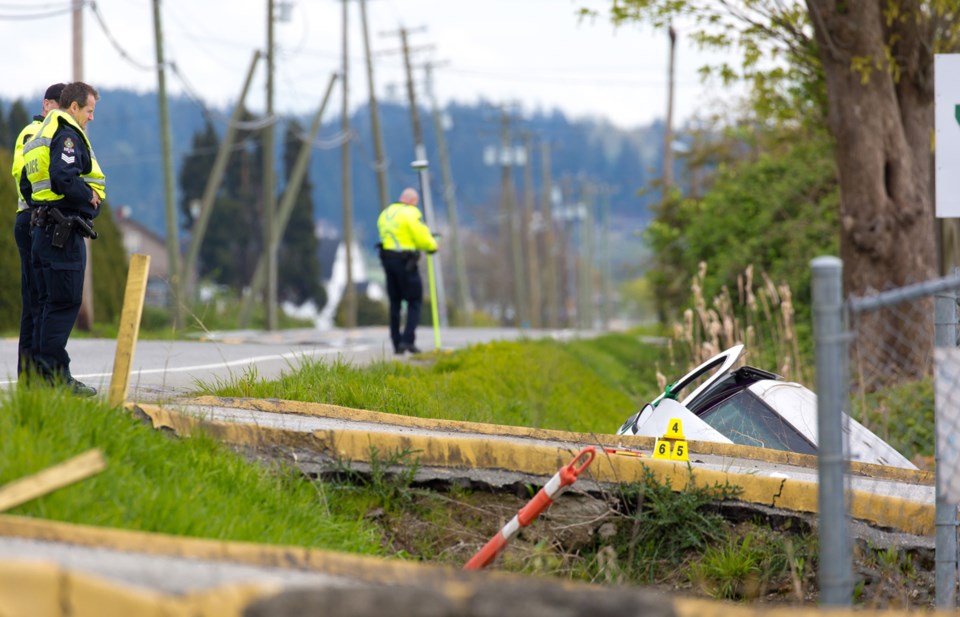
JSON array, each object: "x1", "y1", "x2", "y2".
[{"x1": 652, "y1": 418, "x2": 690, "y2": 462}]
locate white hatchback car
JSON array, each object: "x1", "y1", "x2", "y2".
[{"x1": 616, "y1": 344, "x2": 916, "y2": 470}]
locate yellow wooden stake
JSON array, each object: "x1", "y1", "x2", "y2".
[
  {"x1": 108, "y1": 254, "x2": 151, "y2": 408},
  {"x1": 0, "y1": 449, "x2": 106, "y2": 513}
]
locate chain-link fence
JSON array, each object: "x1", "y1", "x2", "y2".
[{"x1": 813, "y1": 257, "x2": 960, "y2": 608}]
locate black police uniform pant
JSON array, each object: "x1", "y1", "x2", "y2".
[
  {"x1": 14, "y1": 209, "x2": 40, "y2": 376},
  {"x1": 380, "y1": 254, "x2": 423, "y2": 351},
  {"x1": 31, "y1": 224, "x2": 85, "y2": 381}
]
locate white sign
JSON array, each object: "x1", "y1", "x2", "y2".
[{"x1": 936, "y1": 54, "x2": 960, "y2": 218}]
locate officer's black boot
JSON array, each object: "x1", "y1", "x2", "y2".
[{"x1": 66, "y1": 377, "x2": 97, "y2": 397}]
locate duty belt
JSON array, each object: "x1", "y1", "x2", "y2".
[{"x1": 380, "y1": 248, "x2": 417, "y2": 258}]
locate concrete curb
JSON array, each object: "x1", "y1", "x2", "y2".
[
  {"x1": 182, "y1": 396, "x2": 934, "y2": 485},
  {"x1": 134, "y1": 402, "x2": 935, "y2": 535}
]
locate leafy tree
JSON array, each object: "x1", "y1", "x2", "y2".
[
  {"x1": 279, "y1": 120, "x2": 324, "y2": 307},
  {"x1": 178, "y1": 111, "x2": 263, "y2": 292},
  {"x1": 599, "y1": 0, "x2": 960, "y2": 382},
  {"x1": 178, "y1": 119, "x2": 219, "y2": 229},
  {"x1": 89, "y1": 201, "x2": 128, "y2": 324},
  {"x1": 6, "y1": 101, "x2": 29, "y2": 147},
  {"x1": 0, "y1": 150, "x2": 21, "y2": 329}
]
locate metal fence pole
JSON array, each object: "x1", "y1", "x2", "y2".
[
  {"x1": 811, "y1": 256, "x2": 851, "y2": 606},
  {"x1": 935, "y1": 290, "x2": 958, "y2": 609}
]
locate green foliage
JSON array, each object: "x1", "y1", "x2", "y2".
[
  {"x1": 279, "y1": 119, "x2": 324, "y2": 307},
  {"x1": 202, "y1": 336, "x2": 647, "y2": 433},
  {"x1": 335, "y1": 292, "x2": 388, "y2": 327},
  {"x1": 89, "y1": 201, "x2": 129, "y2": 325},
  {"x1": 684, "y1": 133, "x2": 838, "y2": 322},
  {"x1": 179, "y1": 113, "x2": 263, "y2": 290},
  {"x1": 850, "y1": 378, "x2": 934, "y2": 463},
  {"x1": 0, "y1": 381, "x2": 383, "y2": 553},
  {"x1": 0, "y1": 150, "x2": 21, "y2": 330},
  {"x1": 646, "y1": 128, "x2": 838, "y2": 330},
  {"x1": 688, "y1": 527, "x2": 817, "y2": 601},
  {"x1": 328, "y1": 446, "x2": 421, "y2": 512},
  {"x1": 562, "y1": 333, "x2": 664, "y2": 399},
  {"x1": 598, "y1": 1, "x2": 826, "y2": 130},
  {"x1": 0, "y1": 99, "x2": 30, "y2": 149},
  {"x1": 689, "y1": 533, "x2": 764, "y2": 599},
  {"x1": 610, "y1": 467, "x2": 742, "y2": 579}
]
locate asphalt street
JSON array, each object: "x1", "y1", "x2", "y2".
[{"x1": 0, "y1": 326, "x2": 598, "y2": 402}]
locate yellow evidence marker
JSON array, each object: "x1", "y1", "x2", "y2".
[{"x1": 652, "y1": 417, "x2": 690, "y2": 462}]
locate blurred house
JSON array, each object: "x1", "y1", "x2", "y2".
[{"x1": 114, "y1": 205, "x2": 169, "y2": 306}]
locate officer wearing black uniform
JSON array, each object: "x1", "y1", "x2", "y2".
[
  {"x1": 20, "y1": 82, "x2": 104, "y2": 396},
  {"x1": 11, "y1": 82, "x2": 64, "y2": 379},
  {"x1": 377, "y1": 187, "x2": 438, "y2": 354}
]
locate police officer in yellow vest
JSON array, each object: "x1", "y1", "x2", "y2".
[
  {"x1": 11, "y1": 83, "x2": 65, "y2": 379},
  {"x1": 377, "y1": 187, "x2": 438, "y2": 354},
  {"x1": 19, "y1": 81, "x2": 105, "y2": 396}
]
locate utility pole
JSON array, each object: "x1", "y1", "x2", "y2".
[
  {"x1": 521, "y1": 132, "x2": 541, "y2": 328},
  {"x1": 599, "y1": 185, "x2": 613, "y2": 330},
  {"x1": 498, "y1": 110, "x2": 526, "y2": 326},
  {"x1": 242, "y1": 74, "x2": 339, "y2": 315},
  {"x1": 540, "y1": 141, "x2": 559, "y2": 329},
  {"x1": 72, "y1": 0, "x2": 83, "y2": 80},
  {"x1": 73, "y1": 0, "x2": 95, "y2": 330},
  {"x1": 340, "y1": 0, "x2": 357, "y2": 328},
  {"x1": 393, "y1": 26, "x2": 447, "y2": 326},
  {"x1": 560, "y1": 175, "x2": 576, "y2": 328},
  {"x1": 359, "y1": 0, "x2": 390, "y2": 210},
  {"x1": 663, "y1": 24, "x2": 677, "y2": 191},
  {"x1": 152, "y1": 0, "x2": 183, "y2": 329},
  {"x1": 425, "y1": 62, "x2": 472, "y2": 322},
  {"x1": 261, "y1": 0, "x2": 278, "y2": 330},
  {"x1": 188, "y1": 51, "x2": 261, "y2": 308},
  {"x1": 578, "y1": 182, "x2": 595, "y2": 330}
]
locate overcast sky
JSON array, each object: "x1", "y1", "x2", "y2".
[{"x1": 0, "y1": 0, "x2": 736, "y2": 130}]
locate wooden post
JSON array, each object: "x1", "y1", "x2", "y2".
[{"x1": 108, "y1": 254, "x2": 151, "y2": 407}]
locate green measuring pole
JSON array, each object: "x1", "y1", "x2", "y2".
[
  {"x1": 425, "y1": 250, "x2": 441, "y2": 349},
  {"x1": 412, "y1": 158, "x2": 442, "y2": 350}
]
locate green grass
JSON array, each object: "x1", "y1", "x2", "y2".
[
  {"x1": 200, "y1": 335, "x2": 664, "y2": 433},
  {"x1": 0, "y1": 382, "x2": 382, "y2": 553}
]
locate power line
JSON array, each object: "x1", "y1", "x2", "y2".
[
  {"x1": 87, "y1": 0, "x2": 158, "y2": 70},
  {"x1": 0, "y1": 0, "x2": 74, "y2": 20}
]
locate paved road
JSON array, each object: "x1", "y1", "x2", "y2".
[{"x1": 0, "y1": 326, "x2": 598, "y2": 402}]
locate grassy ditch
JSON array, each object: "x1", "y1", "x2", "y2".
[
  {"x1": 1, "y1": 332, "x2": 938, "y2": 608},
  {"x1": 0, "y1": 382, "x2": 381, "y2": 553},
  {"x1": 200, "y1": 334, "x2": 663, "y2": 433}
]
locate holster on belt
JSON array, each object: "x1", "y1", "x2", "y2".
[
  {"x1": 46, "y1": 207, "x2": 98, "y2": 248},
  {"x1": 30, "y1": 205, "x2": 49, "y2": 228}
]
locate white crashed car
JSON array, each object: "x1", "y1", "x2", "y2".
[{"x1": 616, "y1": 344, "x2": 916, "y2": 470}]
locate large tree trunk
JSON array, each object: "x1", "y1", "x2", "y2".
[{"x1": 806, "y1": 0, "x2": 936, "y2": 387}]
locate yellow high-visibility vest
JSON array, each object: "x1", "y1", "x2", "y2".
[
  {"x1": 12, "y1": 119, "x2": 42, "y2": 211},
  {"x1": 377, "y1": 202, "x2": 438, "y2": 252},
  {"x1": 22, "y1": 109, "x2": 106, "y2": 204}
]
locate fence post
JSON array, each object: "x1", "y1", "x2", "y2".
[
  {"x1": 935, "y1": 289, "x2": 958, "y2": 609},
  {"x1": 811, "y1": 256, "x2": 851, "y2": 606}
]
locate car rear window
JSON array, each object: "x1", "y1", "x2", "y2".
[{"x1": 698, "y1": 389, "x2": 817, "y2": 454}]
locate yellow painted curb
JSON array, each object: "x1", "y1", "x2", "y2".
[
  {"x1": 0, "y1": 559, "x2": 278, "y2": 617},
  {"x1": 134, "y1": 404, "x2": 936, "y2": 536},
  {"x1": 0, "y1": 514, "x2": 506, "y2": 589},
  {"x1": 0, "y1": 556, "x2": 948, "y2": 617},
  {"x1": 179, "y1": 396, "x2": 934, "y2": 485},
  {"x1": 673, "y1": 597, "x2": 956, "y2": 617}
]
